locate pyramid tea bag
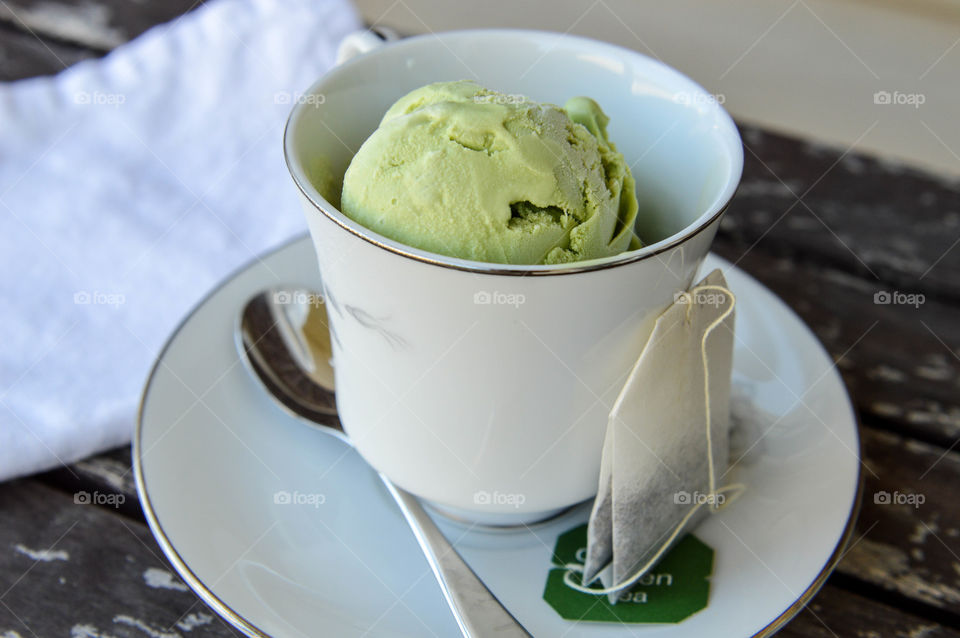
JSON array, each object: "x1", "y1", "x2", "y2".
[{"x1": 575, "y1": 269, "x2": 744, "y2": 594}]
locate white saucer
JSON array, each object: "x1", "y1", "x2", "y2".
[{"x1": 134, "y1": 236, "x2": 860, "y2": 638}]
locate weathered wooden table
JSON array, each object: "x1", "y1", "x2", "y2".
[{"x1": 2, "y1": 3, "x2": 959, "y2": 637}]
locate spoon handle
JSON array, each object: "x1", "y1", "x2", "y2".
[{"x1": 381, "y1": 476, "x2": 532, "y2": 638}]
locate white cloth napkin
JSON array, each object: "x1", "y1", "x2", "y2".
[{"x1": 0, "y1": 0, "x2": 362, "y2": 481}]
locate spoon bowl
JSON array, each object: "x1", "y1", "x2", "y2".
[{"x1": 239, "y1": 288, "x2": 340, "y2": 430}]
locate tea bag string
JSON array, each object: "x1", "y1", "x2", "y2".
[
  {"x1": 564, "y1": 283, "x2": 746, "y2": 595},
  {"x1": 690, "y1": 284, "x2": 737, "y2": 507}
]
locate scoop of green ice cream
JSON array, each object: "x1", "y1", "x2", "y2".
[{"x1": 339, "y1": 80, "x2": 640, "y2": 265}]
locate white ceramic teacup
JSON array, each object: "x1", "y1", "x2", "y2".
[{"x1": 284, "y1": 30, "x2": 743, "y2": 524}]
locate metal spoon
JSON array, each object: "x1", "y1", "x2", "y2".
[{"x1": 237, "y1": 288, "x2": 531, "y2": 638}]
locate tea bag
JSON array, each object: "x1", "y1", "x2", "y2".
[{"x1": 573, "y1": 269, "x2": 744, "y2": 595}]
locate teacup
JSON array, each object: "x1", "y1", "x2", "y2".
[{"x1": 284, "y1": 29, "x2": 742, "y2": 524}]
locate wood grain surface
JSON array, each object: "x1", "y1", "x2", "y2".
[{"x1": 1, "y1": 2, "x2": 959, "y2": 636}]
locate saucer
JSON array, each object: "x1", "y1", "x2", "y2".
[{"x1": 134, "y1": 236, "x2": 860, "y2": 637}]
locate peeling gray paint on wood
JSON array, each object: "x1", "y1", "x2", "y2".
[
  {"x1": 13, "y1": 544, "x2": 69, "y2": 562},
  {"x1": 0, "y1": 4, "x2": 958, "y2": 637},
  {"x1": 844, "y1": 538, "x2": 960, "y2": 608},
  {"x1": 142, "y1": 567, "x2": 188, "y2": 592},
  {"x1": 0, "y1": 1, "x2": 126, "y2": 49}
]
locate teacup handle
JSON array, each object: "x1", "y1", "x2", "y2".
[{"x1": 335, "y1": 27, "x2": 400, "y2": 65}]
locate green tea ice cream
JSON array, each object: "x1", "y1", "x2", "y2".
[{"x1": 339, "y1": 80, "x2": 640, "y2": 265}]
